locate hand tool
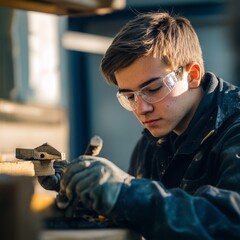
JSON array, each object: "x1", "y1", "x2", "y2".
[{"x1": 56, "y1": 135, "x2": 103, "y2": 211}]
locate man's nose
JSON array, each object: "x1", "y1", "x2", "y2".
[{"x1": 135, "y1": 95, "x2": 153, "y2": 114}]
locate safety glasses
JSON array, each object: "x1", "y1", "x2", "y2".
[{"x1": 116, "y1": 68, "x2": 182, "y2": 111}]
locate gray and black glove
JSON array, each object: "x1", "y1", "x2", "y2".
[
  {"x1": 56, "y1": 156, "x2": 134, "y2": 215},
  {"x1": 38, "y1": 160, "x2": 69, "y2": 192}
]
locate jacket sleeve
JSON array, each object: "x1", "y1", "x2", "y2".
[{"x1": 109, "y1": 132, "x2": 240, "y2": 240}]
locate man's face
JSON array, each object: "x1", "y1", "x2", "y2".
[{"x1": 115, "y1": 56, "x2": 201, "y2": 137}]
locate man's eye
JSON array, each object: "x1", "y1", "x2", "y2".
[
  {"x1": 144, "y1": 80, "x2": 164, "y2": 92},
  {"x1": 126, "y1": 94, "x2": 135, "y2": 101},
  {"x1": 144, "y1": 84, "x2": 163, "y2": 93},
  {"x1": 148, "y1": 86, "x2": 162, "y2": 92}
]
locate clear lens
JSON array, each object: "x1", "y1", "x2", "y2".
[
  {"x1": 117, "y1": 70, "x2": 179, "y2": 111},
  {"x1": 142, "y1": 72, "x2": 177, "y2": 103},
  {"x1": 117, "y1": 92, "x2": 136, "y2": 111}
]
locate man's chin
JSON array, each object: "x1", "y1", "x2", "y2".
[{"x1": 148, "y1": 129, "x2": 167, "y2": 138}]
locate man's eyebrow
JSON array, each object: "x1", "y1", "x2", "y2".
[{"x1": 118, "y1": 77, "x2": 161, "y2": 93}]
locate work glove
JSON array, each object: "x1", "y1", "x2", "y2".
[
  {"x1": 38, "y1": 160, "x2": 69, "y2": 192},
  {"x1": 56, "y1": 156, "x2": 134, "y2": 215}
]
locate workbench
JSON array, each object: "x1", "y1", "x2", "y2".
[{"x1": 40, "y1": 229, "x2": 141, "y2": 240}]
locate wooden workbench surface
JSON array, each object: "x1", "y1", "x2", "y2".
[{"x1": 40, "y1": 229, "x2": 141, "y2": 240}]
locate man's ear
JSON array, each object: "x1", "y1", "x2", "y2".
[{"x1": 185, "y1": 63, "x2": 201, "y2": 89}]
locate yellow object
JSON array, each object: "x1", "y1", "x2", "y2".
[
  {"x1": 98, "y1": 215, "x2": 106, "y2": 222},
  {"x1": 31, "y1": 193, "x2": 55, "y2": 213}
]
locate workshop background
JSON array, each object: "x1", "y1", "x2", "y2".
[{"x1": 0, "y1": 0, "x2": 239, "y2": 173}]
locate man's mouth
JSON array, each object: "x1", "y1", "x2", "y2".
[{"x1": 143, "y1": 118, "x2": 161, "y2": 127}]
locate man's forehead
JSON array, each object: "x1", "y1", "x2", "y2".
[{"x1": 115, "y1": 56, "x2": 170, "y2": 88}]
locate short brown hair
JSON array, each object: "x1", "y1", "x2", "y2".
[{"x1": 101, "y1": 11, "x2": 204, "y2": 85}]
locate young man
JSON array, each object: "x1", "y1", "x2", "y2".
[{"x1": 40, "y1": 12, "x2": 240, "y2": 239}]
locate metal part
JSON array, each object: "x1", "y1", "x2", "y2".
[
  {"x1": 12, "y1": 143, "x2": 66, "y2": 176},
  {"x1": 16, "y1": 142, "x2": 66, "y2": 161}
]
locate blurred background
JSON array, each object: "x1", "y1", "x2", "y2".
[{"x1": 0, "y1": 0, "x2": 239, "y2": 173}]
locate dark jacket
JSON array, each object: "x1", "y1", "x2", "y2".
[{"x1": 110, "y1": 72, "x2": 240, "y2": 239}]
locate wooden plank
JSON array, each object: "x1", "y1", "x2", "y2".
[
  {"x1": 0, "y1": 0, "x2": 68, "y2": 15},
  {"x1": 0, "y1": 0, "x2": 124, "y2": 15},
  {"x1": 0, "y1": 99, "x2": 67, "y2": 124},
  {"x1": 0, "y1": 160, "x2": 54, "y2": 176}
]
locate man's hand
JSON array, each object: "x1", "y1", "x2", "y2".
[
  {"x1": 38, "y1": 160, "x2": 69, "y2": 191},
  {"x1": 57, "y1": 156, "x2": 134, "y2": 215}
]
